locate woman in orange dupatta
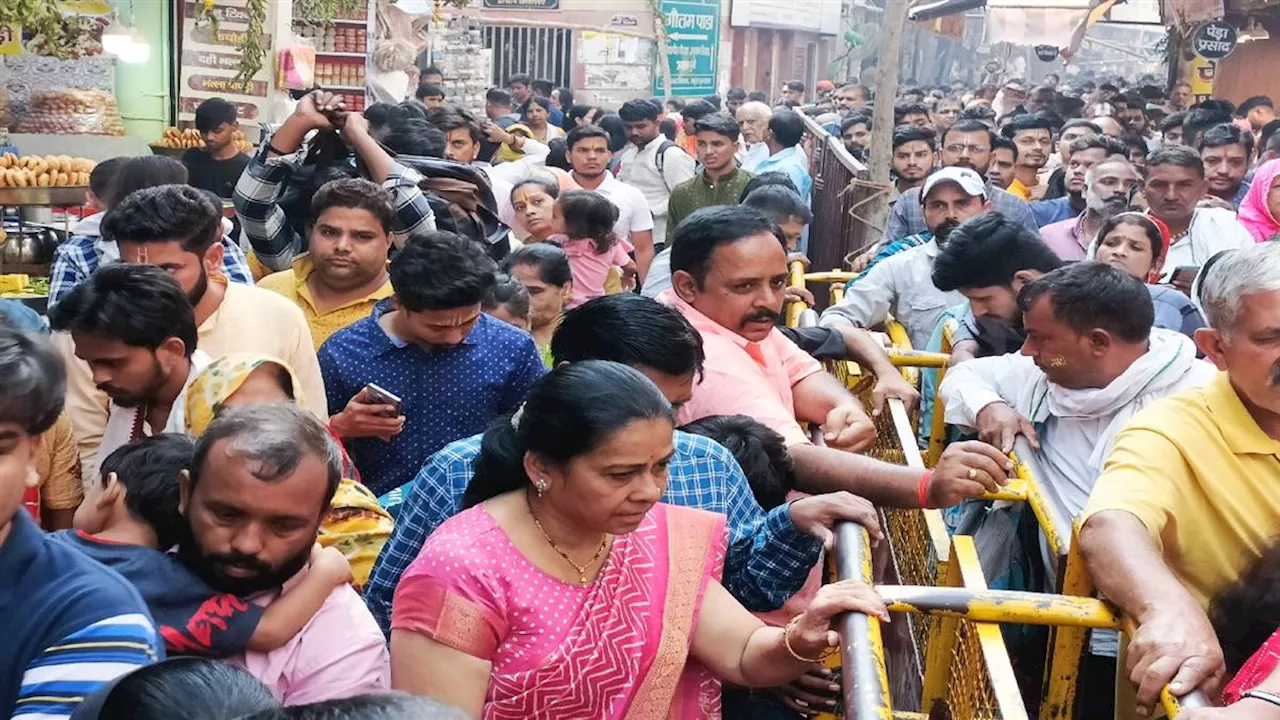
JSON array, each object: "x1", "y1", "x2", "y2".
[{"x1": 389, "y1": 361, "x2": 886, "y2": 719}]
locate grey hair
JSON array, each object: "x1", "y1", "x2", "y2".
[
  {"x1": 1199, "y1": 243, "x2": 1280, "y2": 335},
  {"x1": 190, "y1": 404, "x2": 342, "y2": 508}
]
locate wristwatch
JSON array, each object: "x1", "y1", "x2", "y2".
[{"x1": 1243, "y1": 689, "x2": 1280, "y2": 707}]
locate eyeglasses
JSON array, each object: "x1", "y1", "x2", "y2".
[{"x1": 945, "y1": 144, "x2": 989, "y2": 154}]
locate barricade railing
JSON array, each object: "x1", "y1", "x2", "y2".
[
  {"x1": 799, "y1": 114, "x2": 877, "y2": 299},
  {"x1": 831, "y1": 523, "x2": 1214, "y2": 719}
]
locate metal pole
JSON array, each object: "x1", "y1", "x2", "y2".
[
  {"x1": 832, "y1": 522, "x2": 891, "y2": 719},
  {"x1": 863, "y1": 0, "x2": 907, "y2": 238}
]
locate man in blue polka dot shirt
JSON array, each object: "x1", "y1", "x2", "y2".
[{"x1": 318, "y1": 231, "x2": 546, "y2": 496}]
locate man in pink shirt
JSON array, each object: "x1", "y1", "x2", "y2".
[
  {"x1": 658, "y1": 205, "x2": 1014, "y2": 508},
  {"x1": 180, "y1": 404, "x2": 389, "y2": 704}
]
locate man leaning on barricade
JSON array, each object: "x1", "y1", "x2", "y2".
[{"x1": 1080, "y1": 243, "x2": 1280, "y2": 717}]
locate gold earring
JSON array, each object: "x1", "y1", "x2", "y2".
[{"x1": 534, "y1": 479, "x2": 547, "y2": 497}]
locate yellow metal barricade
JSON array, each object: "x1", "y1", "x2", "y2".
[{"x1": 830, "y1": 523, "x2": 1214, "y2": 719}]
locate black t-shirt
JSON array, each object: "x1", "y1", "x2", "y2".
[{"x1": 182, "y1": 148, "x2": 251, "y2": 200}]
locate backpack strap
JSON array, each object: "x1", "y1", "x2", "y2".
[{"x1": 653, "y1": 139, "x2": 679, "y2": 192}]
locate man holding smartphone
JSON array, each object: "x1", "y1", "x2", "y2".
[{"x1": 319, "y1": 231, "x2": 545, "y2": 498}]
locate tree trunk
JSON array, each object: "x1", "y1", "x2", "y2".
[
  {"x1": 864, "y1": 0, "x2": 908, "y2": 236},
  {"x1": 650, "y1": 0, "x2": 674, "y2": 99}
]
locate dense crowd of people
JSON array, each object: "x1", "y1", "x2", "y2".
[{"x1": 4, "y1": 65, "x2": 1280, "y2": 720}]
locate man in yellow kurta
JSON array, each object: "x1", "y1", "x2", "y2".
[
  {"x1": 258, "y1": 178, "x2": 395, "y2": 350},
  {"x1": 1079, "y1": 243, "x2": 1280, "y2": 713}
]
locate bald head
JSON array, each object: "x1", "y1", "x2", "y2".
[
  {"x1": 737, "y1": 101, "x2": 773, "y2": 144},
  {"x1": 1094, "y1": 115, "x2": 1125, "y2": 138}
]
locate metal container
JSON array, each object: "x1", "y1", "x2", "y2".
[{"x1": 0, "y1": 185, "x2": 90, "y2": 207}]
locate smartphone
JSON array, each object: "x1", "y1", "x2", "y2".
[{"x1": 361, "y1": 382, "x2": 402, "y2": 417}]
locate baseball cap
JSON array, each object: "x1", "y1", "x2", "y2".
[{"x1": 920, "y1": 167, "x2": 987, "y2": 202}]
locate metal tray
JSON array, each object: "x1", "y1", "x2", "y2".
[{"x1": 0, "y1": 186, "x2": 89, "y2": 207}]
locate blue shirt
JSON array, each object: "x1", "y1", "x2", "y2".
[
  {"x1": 318, "y1": 301, "x2": 546, "y2": 496},
  {"x1": 2, "y1": 512, "x2": 162, "y2": 720},
  {"x1": 0, "y1": 300, "x2": 45, "y2": 335},
  {"x1": 364, "y1": 432, "x2": 821, "y2": 633},
  {"x1": 1029, "y1": 196, "x2": 1077, "y2": 228},
  {"x1": 748, "y1": 146, "x2": 813, "y2": 202}
]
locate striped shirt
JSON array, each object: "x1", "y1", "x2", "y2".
[{"x1": 3, "y1": 512, "x2": 161, "y2": 720}]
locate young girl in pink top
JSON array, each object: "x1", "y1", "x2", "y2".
[{"x1": 551, "y1": 190, "x2": 637, "y2": 308}]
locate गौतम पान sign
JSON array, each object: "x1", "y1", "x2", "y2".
[{"x1": 654, "y1": 0, "x2": 720, "y2": 97}]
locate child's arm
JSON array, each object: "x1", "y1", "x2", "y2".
[
  {"x1": 620, "y1": 260, "x2": 639, "y2": 292},
  {"x1": 248, "y1": 545, "x2": 352, "y2": 652}
]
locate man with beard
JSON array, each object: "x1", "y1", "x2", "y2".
[
  {"x1": 1041, "y1": 156, "x2": 1141, "y2": 261},
  {"x1": 259, "y1": 178, "x2": 396, "y2": 349},
  {"x1": 840, "y1": 112, "x2": 871, "y2": 161},
  {"x1": 1143, "y1": 146, "x2": 1253, "y2": 291},
  {"x1": 49, "y1": 265, "x2": 210, "y2": 474},
  {"x1": 1197, "y1": 123, "x2": 1254, "y2": 208},
  {"x1": 565, "y1": 125, "x2": 656, "y2": 278},
  {"x1": 987, "y1": 137, "x2": 1019, "y2": 190},
  {"x1": 658, "y1": 206, "x2": 1014, "y2": 510},
  {"x1": 823, "y1": 168, "x2": 986, "y2": 350},
  {"x1": 52, "y1": 185, "x2": 327, "y2": 476},
  {"x1": 1002, "y1": 113, "x2": 1055, "y2": 200},
  {"x1": 617, "y1": 99, "x2": 696, "y2": 252},
  {"x1": 940, "y1": 263, "x2": 1214, "y2": 719},
  {"x1": 181, "y1": 404, "x2": 389, "y2": 702},
  {"x1": 1030, "y1": 134, "x2": 1129, "y2": 229},
  {"x1": 1079, "y1": 244, "x2": 1280, "y2": 714}
]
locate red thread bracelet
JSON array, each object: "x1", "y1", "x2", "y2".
[{"x1": 916, "y1": 470, "x2": 934, "y2": 509}]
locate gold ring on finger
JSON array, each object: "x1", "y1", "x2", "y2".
[{"x1": 966, "y1": 468, "x2": 976, "y2": 480}]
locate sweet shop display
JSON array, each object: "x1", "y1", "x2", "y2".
[{"x1": 12, "y1": 89, "x2": 125, "y2": 136}]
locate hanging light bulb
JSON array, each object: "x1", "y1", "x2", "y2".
[{"x1": 101, "y1": 12, "x2": 130, "y2": 56}]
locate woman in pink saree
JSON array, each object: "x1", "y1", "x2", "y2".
[
  {"x1": 389, "y1": 361, "x2": 885, "y2": 719},
  {"x1": 1237, "y1": 158, "x2": 1280, "y2": 243}
]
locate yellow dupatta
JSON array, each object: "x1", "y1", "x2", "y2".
[{"x1": 184, "y1": 353, "x2": 393, "y2": 591}]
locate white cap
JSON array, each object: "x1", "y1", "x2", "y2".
[{"x1": 920, "y1": 167, "x2": 987, "y2": 203}]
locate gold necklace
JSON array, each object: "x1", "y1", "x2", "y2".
[{"x1": 525, "y1": 490, "x2": 610, "y2": 585}]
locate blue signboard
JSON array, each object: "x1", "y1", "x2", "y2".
[{"x1": 653, "y1": 0, "x2": 719, "y2": 97}]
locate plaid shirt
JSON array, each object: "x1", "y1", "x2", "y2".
[
  {"x1": 233, "y1": 136, "x2": 437, "y2": 273},
  {"x1": 49, "y1": 231, "x2": 253, "y2": 307},
  {"x1": 364, "y1": 431, "x2": 820, "y2": 634}
]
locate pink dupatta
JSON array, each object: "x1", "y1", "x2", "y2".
[
  {"x1": 1223, "y1": 626, "x2": 1280, "y2": 704},
  {"x1": 393, "y1": 502, "x2": 727, "y2": 719},
  {"x1": 1237, "y1": 158, "x2": 1280, "y2": 243}
]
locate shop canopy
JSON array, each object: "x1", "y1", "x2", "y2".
[{"x1": 908, "y1": 0, "x2": 1160, "y2": 47}]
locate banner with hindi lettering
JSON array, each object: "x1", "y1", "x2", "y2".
[
  {"x1": 176, "y1": 0, "x2": 275, "y2": 125},
  {"x1": 653, "y1": 0, "x2": 719, "y2": 98}
]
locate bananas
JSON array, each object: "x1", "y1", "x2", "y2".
[{"x1": 0, "y1": 154, "x2": 95, "y2": 188}]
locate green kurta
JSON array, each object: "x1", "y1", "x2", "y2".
[{"x1": 667, "y1": 167, "x2": 755, "y2": 238}]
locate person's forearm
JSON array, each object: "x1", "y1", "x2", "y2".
[
  {"x1": 737, "y1": 626, "x2": 824, "y2": 688},
  {"x1": 1079, "y1": 510, "x2": 1200, "y2": 623},
  {"x1": 346, "y1": 130, "x2": 397, "y2": 183},
  {"x1": 634, "y1": 235, "x2": 655, "y2": 280},
  {"x1": 723, "y1": 504, "x2": 821, "y2": 612},
  {"x1": 792, "y1": 371, "x2": 857, "y2": 425},
  {"x1": 268, "y1": 115, "x2": 313, "y2": 155},
  {"x1": 836, "y1": 325, "x2": 897, "y2": 380},
  {"x1": 250, "y1": 571, "x2": 337, "y2": 651},
  {"x1": 790, "y1": 444, "x2": 920, "y2": 507}
]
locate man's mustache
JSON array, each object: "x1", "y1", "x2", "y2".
[{"x1": 740, "y1": 309, "x2": 780, "y2": 327}]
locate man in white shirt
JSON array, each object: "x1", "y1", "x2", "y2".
[
  {"x1": 940, "y1": 262, "x2": 1214, "y2": 554},
  {"x1": 617, "y1": 99, "x2": 696, "y2": 251},
  {"x1": 566, "y1": 124, "x2": 656, "y2": 278},
  {"x1": 1144, "y1": 145, "x2": 1252, "y2": 290},
  {"x1": 820, "y1": 167, "x2": 988, "y2": 349},
  {"x1": 736, "y1": 101, "x2": 773, "y2": 169},
  {"x1": 47, "y1": 264, "x2": 212, "y2": 475}
]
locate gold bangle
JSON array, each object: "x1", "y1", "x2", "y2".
[{"x1": 783, "y1": 616, "x2": 833, "y2": 664}]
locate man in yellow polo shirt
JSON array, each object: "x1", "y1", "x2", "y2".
[
  {"x1": 259, "y1": 177, "x2": 394, "y2": 349},
  {"x1": 1079, "y1": 243, "x2": 1280, "y2": 712}
]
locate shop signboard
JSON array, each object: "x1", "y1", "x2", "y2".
[
  {"x1": 176, "y1": 0, "x2": 274, "y2": 124},
  {"x1": 653, "y1": 0, "x2": 719, "y2": 97},
  {"x1": 482, "y1": 0, "x2": 560, "y2": 8},
  {"x1": 1190, "y1": 20, "x2": 1237, "y2": 60}
]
